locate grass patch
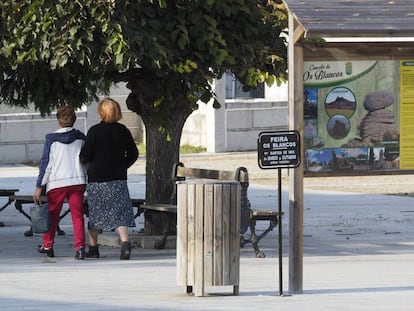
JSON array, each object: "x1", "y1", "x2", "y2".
[
  {"x1": 138, "y1": 144, "x2": 206, "y2": 156},
  {"x1": 180, "y1": 144, "x2": 206, "y2": 154}
]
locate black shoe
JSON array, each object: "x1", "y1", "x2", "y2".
[
  {"x1": 85, "y1": 245, "x2": 100, "y2": 258},
  {"x1": 120, "y1": 241, "x2": 131, "y2": 260},
  {"x1": 37, "y1": 245, "x2": 54, "y2": 257},
  {"x1": 75, "y1": 247, "x2": 86, "y2": 260}
]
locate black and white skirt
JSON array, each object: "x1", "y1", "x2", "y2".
[{"x1": 86, "y1": 180, "x2": 136, "y2": 231}]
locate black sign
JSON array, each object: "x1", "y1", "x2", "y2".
[{"x1": 258, "y1": 131, "x2": 301, "y2": 169}]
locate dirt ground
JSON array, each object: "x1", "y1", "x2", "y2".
[{"x1": 130, "y1": 151, "x2": 414, "y2": 197}]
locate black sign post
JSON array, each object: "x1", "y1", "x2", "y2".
[{"x1": 257, "y1": 131, "x2": 300, "y2": 296}]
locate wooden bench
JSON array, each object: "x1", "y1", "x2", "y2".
[
  {"x1": 139, "y1": 162, "x2": 282, "y2": 257},
  {"x1": 8, "y1": 194, "x2": 145, "y2": 237}
]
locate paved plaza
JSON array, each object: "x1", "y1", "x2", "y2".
[{"x1": 1, "y1": 154, "x2": 414, "y2": 310}]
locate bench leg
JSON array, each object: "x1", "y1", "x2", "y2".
[
  {"x1": 14, "y1": 201, "x2": 31, "y2": 221},
  {"x1": 154, "y1": 215, "x2": 171, "y2": 250},
  {"x1": 155, "y1": 232, "x2": 169, "y2": 249},
  {"x1": 57, "y1": 209, "x2": 70, "y2": 236},
  {"x1": 56, "y1": 224, "x2": 66, "y2": 236},
  {"x1": 20, "y1": 206, "x2": 67, "y2": 237},
  {"x1": 0, "y1": 199, "x2": 13, "y2": 213},
  {"x1": 249, "y1": 223, "x2": 266, "y2": 258},
  {"x1": 131, "y1": 199, "x2": 145, "y2": 219},
  {"x1": 24, "y1": 224, "x2": 65, "y2": 237},
  {"x1": 240, "y1": 223, "x2": 265, "y2": 258},
  {"x1": 144, "y1": 210, "x2": 176, "y2": 249},
  {"x1": 24, "y1": 227, "x2": 33, "y2": 237},
  {"x1": 240, "y1": 217, "x2": 278, "y2": 258}
]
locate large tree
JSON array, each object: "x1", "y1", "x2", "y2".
[{"x1": 0, "y1": 0, "x2": 287, "y2": 234}]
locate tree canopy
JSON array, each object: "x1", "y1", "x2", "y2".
[
  {"x1": 0, "y1": 0, "x2": 288, "y2": 123},
  {"x1": 1, "y1": 0, "x2": 122, "y2": 112}
]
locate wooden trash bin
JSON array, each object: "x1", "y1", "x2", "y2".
[{"x1": 176, "y1": 179, "x2": 241, "y2": 297}]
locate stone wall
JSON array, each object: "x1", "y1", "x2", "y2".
[{"x1": 0, "y1": 111, "x2": 87, "y2": 164}]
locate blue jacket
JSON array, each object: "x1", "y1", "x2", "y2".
[{"x1": 36, "y1": 127, "x2": 87, "y2": 192}]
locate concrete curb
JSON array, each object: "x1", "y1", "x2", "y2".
[{"x1": 98, "y1": 232, "x2": 176, "y2": 249}]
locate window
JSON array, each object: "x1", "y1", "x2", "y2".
[{"x1": 225, "y1": 72, "x2": 265, "y2": 99}]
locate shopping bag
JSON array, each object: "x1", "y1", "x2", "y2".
[{"x1": 30, "y1": 200, "x2": 50, "y2": 233}]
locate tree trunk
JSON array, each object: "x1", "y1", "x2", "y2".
[
  {"x1": 125, "y1": 75, "x2": 195, "y2": 235},
  {"x1": 140, "y1": 105, "x2": 192, "y2": 235}
]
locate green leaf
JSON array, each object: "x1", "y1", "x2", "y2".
[
  {"x1": 57, "y1": 54, "x2": 68, "y2": 67},
  {"x1": 69, "y1": 26, "x2": 79, "y2": 37},
  {"x1": 216, "y1": 49, "x2": 228, "y2": 64},
  {"x1": 158, "y1": 0, "x2": 167, "y2": 8},
  {"x1": 50, "y1": 57, "x2": 58, "y2": 69},
  {"x1": 56, "y1": 4, "x2": 64, "y2": 18},
  {"x1": 42, "y1": 20, "x2": 53, "y2": 32},
  {"x1": 115, "y1": 53, "x2": 123, "y2": 66}
]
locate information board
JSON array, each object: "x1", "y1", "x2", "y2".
[
  {"x1": 303, "y1": 60, "x2": 406, "y2": 173},
  {"x1": 257, "y1": 131, "x2": 301, "y2": 169}
]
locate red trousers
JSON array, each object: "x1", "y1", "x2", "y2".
[{"x1": 43, "y1": 184, "x2": 86, "y2": 250}]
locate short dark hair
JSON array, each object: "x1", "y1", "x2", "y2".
[{"x1": 56, "y1": 105, "x2": 76, "y2": 127}]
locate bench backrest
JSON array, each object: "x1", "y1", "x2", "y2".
[{"x1": 173, "y1": 162, "x2": 249, "y2": 184}]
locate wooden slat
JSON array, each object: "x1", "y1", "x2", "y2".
[
  {"x1": 229, "y1": 183, "x2": 241, "y2": 285},
  {"x1": 176, "y1": 165, "x2": 250, "y2": 183},
  {"x1": 176, "y1": 183, "x2": 188, "y2": 286},
  {"x1": 213, "y1": 183, "x2": 223, "y2": 286},
  {"x1": 141, "y1": 204, "x2": 177, "y2": 213},
  {"x1": 221, "y1": 184, "x2": 231, "y2": 286},
  {"x1": 186, "y1": 183, "x2": 196, "y2": 287},
  {"x1": 0, "y1": 189, "x2": 18, "y2": 196},
  {"x1": 177, "y1": 166, "x2": 235, "y2": 181},
  {"x1": 194, "y1": 183, "x2": 205, "y2": 297},
  {"x1": 203, "y1": 184, "x2": 214, "y2": 287}
]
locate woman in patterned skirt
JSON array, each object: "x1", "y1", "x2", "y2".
[{"x1": 80, "y1": 98, "x2": 138, "y2": 260}]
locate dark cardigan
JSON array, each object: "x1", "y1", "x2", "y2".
[{"x1": 80, "y1": 122, "x2": 138, "y2": 182}]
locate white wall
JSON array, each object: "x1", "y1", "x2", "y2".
[
  {"x1": 0, "y1": 111, "x2": 87, "y2": 164},
  {"x1": 181, "y1": 78, "x2": 289, "y2": 152},
  {"x1": 0, "y1": 80, "x2": 288, "y2": 164},
  {"x1": 86, "y1": 83, "x2": 144, "y2": 143}
]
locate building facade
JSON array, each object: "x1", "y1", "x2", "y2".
[{"x1": 0, "y1": 78, "x2": 288, "y2": 164}]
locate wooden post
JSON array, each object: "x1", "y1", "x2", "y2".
[
  {"x1": 176, "y1": 179, "x2": 240, "y2": 297},
  {"x1": 288, "y1": 12, "x2": 305, "y2": 294}
]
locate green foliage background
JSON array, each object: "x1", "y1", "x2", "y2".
[{"x1": 0, "y1": 0, "x2": 288, "y2": 123}]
